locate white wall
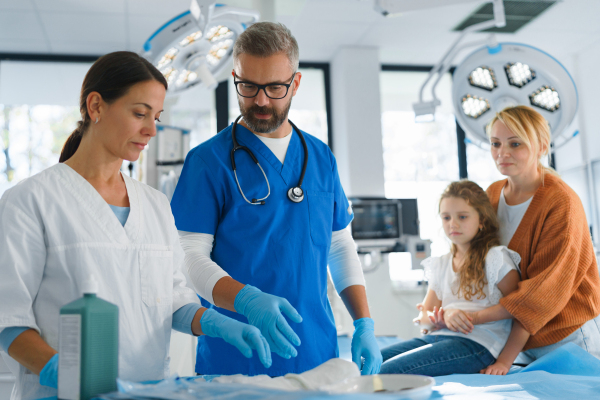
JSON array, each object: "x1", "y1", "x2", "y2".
[
  {"x1": 554, "y1": 47, "x2": 600, "y2": 243},
  {"x1": 329, "y1": 47, "x2": 424, "y2": 338}
]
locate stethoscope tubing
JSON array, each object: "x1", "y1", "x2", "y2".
[{"x1": 230, "y1": 115, "x2": 308, "y2": 205}]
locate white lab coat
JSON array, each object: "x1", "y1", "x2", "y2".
[{"x1": 0, "y1": 163, "x2": 199, "y2": 400}]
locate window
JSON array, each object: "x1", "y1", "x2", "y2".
[
  {"x1": 466, "y1": 142, "x2": 505, "y2": 190},
  {"x1": 380, "y1": 70, "x2": 458, "y2": 258},
  {"x1": 228, "y1": 66, "x2": 329, "y2": 145},
  {"x1": 0, "y1": 61, "x2": 90, "y2": 197}
]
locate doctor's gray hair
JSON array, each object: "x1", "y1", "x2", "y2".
[{"x1": 233, "y1": 22, "x2": 299, "y2": 72}]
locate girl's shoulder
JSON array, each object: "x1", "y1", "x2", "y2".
[
  {"x1": 485, "y1": 245, "x2": 521, "y2": 270},
  {"x1": 421, "y1": 253, "x2": 452, "y2": 268}
]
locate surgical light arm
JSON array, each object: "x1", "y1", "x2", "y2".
[{"x1": 413, "y1": 0, "x2": 505, "y2": 120}]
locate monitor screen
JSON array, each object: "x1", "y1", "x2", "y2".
[
  {"x1": 351, "y1": 201, "x2": 400, "y2": 240},
  {"x1": 399, "y1": 199, "x2": 419, "y2": 236}
]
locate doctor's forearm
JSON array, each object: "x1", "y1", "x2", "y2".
[
  {"x1": 340, "y1": 285, "x2": 371, "y2": 320},
  {"x1": 8, "y1": 329, "x2": 57, "y2": 375},
  {"x1": 212, "y1": 276, "x2": 246, "y2": 312}
]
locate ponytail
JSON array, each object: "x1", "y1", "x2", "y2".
[{"x1": 59, "y1": 120, "x2": 88, "y2": 163}]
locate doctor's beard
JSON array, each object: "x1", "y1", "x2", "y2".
[{"x1": 238, "y1": 97, "x2": 292, "y2": 134}]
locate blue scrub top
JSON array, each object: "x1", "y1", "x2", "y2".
[{"x1": 171, "y1": 123, "x2": 353, "y2": 377}]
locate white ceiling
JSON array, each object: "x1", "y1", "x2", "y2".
[{"x1": 0, "y1": 0, "x2": 599, "y2": 66}]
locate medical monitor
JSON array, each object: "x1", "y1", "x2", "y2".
[
  {"x1": 398, "y1": 198, "x2": 420, "y2": 236},
  {"x1": 350, "y1": 198, "x2": 401, "y2": 248}
]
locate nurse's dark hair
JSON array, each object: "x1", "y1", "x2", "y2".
[
  {"x1": 439, "y1": 180, "x2": 500, "y2": 301},
  {"x1": 59, "y1": 51, "x2": 167, "y2": 163}
]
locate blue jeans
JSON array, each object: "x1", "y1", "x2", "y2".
[{"x1": 380, "y1": 335, "x2": 495, "y2": 376}]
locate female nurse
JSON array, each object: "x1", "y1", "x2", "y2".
[
  {"x1": 433, "y1": 105, "x2": 600, "y2": 367},
  {"x1": 0, "y1": 51, "x2": 270, "y2": 400}
]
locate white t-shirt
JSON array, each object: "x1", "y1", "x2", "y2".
[
  {"x1": 497, "y1": 187, "x2": 533, "y2": 246},
  {"x1": 423, "y1": 246, "x2": 521, "y2": 358},
  {"x1": 253, "y1": 128, "x2": 293, "y2": 164}
]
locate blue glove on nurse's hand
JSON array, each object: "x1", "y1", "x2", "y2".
[
  {"x1": 351, "y1": 318, "x2": 382, "y2": 375},
  {"x1": 200, "y1": 308, "x2": 272, "y2": 368},
  {"x1": 234, "y1": 285, "x2": 303, "y2": 359},
  {"x1": 39, "y1": 353, "x2": 58, "y2": 388}
]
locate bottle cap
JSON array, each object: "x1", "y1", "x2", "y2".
[{"x1": 82, "y1": 274, "x2": 99, "y2": 294}]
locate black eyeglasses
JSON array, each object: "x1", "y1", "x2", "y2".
[{"x1": 233, "y1": 72, "x2": 296, "y2": 99}]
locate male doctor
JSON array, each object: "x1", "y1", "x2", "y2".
[{"x1": 171, "y1": 22, "x2": 382, "y2": 377}]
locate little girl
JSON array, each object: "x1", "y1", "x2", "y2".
[{"x1": 380, "y1": 180, "x2": 530, "y2": 376}]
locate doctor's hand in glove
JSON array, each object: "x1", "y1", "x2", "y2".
[
  {"x1": 234, "y1": 285, "x2": 303, "y2": 359},
  {"x1": 39, "y1": 353, "x2": 59, "y2": 388},
  {"x1": 200, "y1": 308, "x2": 272, "y2": 368},
  {"x1": 351, "y1": 318, "x2": 382, "y2": 375}
]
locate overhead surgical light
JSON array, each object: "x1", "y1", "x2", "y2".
[
  {"x1": 412, "y1": 0, "x2": 577, "y2": 149},
  {"x1": 468, "y1": 66, "x2": 497, "y2": 91},
  {"x1": 142, "y1": 0, "x2": 259, "y2": 95},
  {"x1": 461, "y1": 95, "x2": 490, "y2": 119},
  {"x1": 529, "y1": 85, "x2": 560, "y2": 112},
  {"x1": 505, "y1": 62, "x2": 536, "y2": 88},
  {"x1": 453, "y1": 43, "x2": 577, "y2": 148}
]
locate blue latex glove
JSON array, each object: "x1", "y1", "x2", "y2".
[
  {"x1": 351, "y1": 318, "x2": 382, "y2": 375},
  {"x1": 200, "y1": 308, "x2": 272, "y2": 368},
  {"x1": 234, "y1": 285, "x2": 303, "y2": 359},
  {"x1": 39, "y1": 353, "x2": 58, "y2": 388}
]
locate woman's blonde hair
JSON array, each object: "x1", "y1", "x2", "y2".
[
  {"x1": 486, "y1": 105, "x2": 557, "y2": 182},
  {"x1": 440, "y1": 180, "x2": 500, "y2": 301}
]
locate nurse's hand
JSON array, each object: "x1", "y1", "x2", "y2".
[
  {"x1": 200, "y1": 308, "x2": 272, "y2": 368},
  {"x1": 39, "y1": 353, "x2": 58, "y2": 388},
  {"x1": 234, "y1": 285, "x2": 303, "y2": 359},
  {"x1": 351, "y1": 318, "x2": 382, "y2": 375}
]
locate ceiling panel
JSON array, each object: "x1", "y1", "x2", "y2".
[
  {"x1": 299, "y1": 0, "x2": 379, "y2": 23},
  {"x1": 0, "y1": 11, "x2": 46, "y2": 41},
  {"x1": 128, "y1": 15, "x2": 173, "y2": 51},
  {"x1": 126, "y1": 0, "x2": 192, "y2": 17},
  {"x1": 49, "y1": 41, "x2": 127, "y2": 55},
  {"x1": 0, "y1": 0, "x2": 34, "y2": 11},
  {"x1": 40, "y1": 12, "x2": 127, "y2": 45},
  {"x1": 33, "y1": 0, "x2": 126, "y2": 14},
  {"x1": 0, "y1": 38, "x2": 49, "y2": 53},
  {"x1": 0, "y1": 0, "x2": 597, "y2": 65}
]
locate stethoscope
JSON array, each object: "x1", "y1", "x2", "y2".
[{"x1": 231, "y1": 115, "x2": 308, "y2": 205}]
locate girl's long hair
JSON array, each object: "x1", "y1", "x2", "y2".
[{"x1": 440, "y1": 180, "x2": 500, "y2": 300}]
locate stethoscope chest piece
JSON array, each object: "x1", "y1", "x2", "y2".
[{"x1": 288, "y1": 187, "x2": 304, "y2": 203}]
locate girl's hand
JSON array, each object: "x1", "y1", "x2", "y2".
[
  {"x1": 413, "y1": 304, "x2": 434, "y2": 334},
  {"x1": 427, "y1": 306, "x2": 448, "y2": 331},
  {"x1": 443, "y1": 309, "x2": 474, "y2": 334},
  {"x1": 480, "y1": 361, "x2": 510, "y2": 375}
]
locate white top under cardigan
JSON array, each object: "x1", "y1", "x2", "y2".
[
  {"x1": 497, "y1": 187, "x2": 533, "y2": 246},
  {"x1": 424, "y1": 246, "x2": 521, "y2": 358},
  {"x1": 179, "y1": 130, "x2": 365, "y2": 305}
]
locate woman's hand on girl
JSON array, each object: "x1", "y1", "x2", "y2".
[
  {"x1": 480, "y1": 360, "x2": 510, "y2": 375},
  {"x1": 443, "y1": 308, "x2": 474, "y2": 334}
]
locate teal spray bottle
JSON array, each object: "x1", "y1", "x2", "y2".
[{"x1": 58, "y1": 275, "x2": 119, "y2": 400}]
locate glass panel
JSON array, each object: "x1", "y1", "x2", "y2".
[
  {"x1": 380, "y1": 71, "x2": 458, "y2": 258},
  {"x1": 228, "y1": 67, "x2": 328, "y2": 144},
  {"x1": 466, "y1": 143, "x2": 504, "y2": 190},
  {"x1": 0, "y1": 61, "x2": 89, "y2": 198}
]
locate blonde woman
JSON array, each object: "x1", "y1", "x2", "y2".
[{"x1": 434, "y1": 105, "x2": 600, "y2": 365}]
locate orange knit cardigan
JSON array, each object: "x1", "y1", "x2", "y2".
[{"x1": 487, "y1": 173, "x2": 600, "y2": 350}]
